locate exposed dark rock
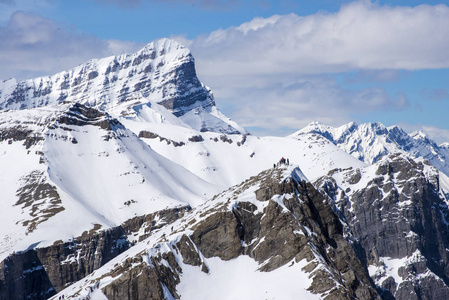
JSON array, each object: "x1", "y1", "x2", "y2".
[
  {"x1": 188, "y1": 135, "x2": 203, "y2": 142},
  {"x1": 220, "y1": 135, "x2": 233, "y2": 144},
  {"x1": 0, "y1": 206, "x2": 191, "y2": 300},
  {"x1": 56, "y1": 103, "x2": 121, "y2": 131},
  {"x1": 88, "y1": 71, "x2": 99, "y2": 80},
  {"x1": 102, "y1": 250, "x2": 182, "y2": 300},
  {"x1": 138, "y1": 130, "x2": 185, "y2": 147},
  {"x1": 237, "y1": 134, "x2": 247, "y2": 146},
  {"x1": 191, "y1": 211, "x2": 242, "y2": 261},
  {"x1": 0, "y1": 227, "x2": 127, "y2": 300},
  {"x1": 138, "y1": 130, "x2": 159, "y2": 139},
  {"x1": 0, "y1": 251, "x2": 55, "y2": 300},
  {"x1": 187, "y1": 167, "x2": 380, "y2": 299},
  {"x1": 122, "y1": 206, "x2": 191, "y2": 243},
  {"x1": 15, "y1": 171, "x2": 65, "y2": 233},
  {"x1": 176, "y1": 235, "x2": 205, "y2": 269},
  {"x1": 156, "y1": 59, "x2": 214, "y2": 117},
  {"x1": 0, "y1": 125, "x2": 44, "y2": 149},
  {"x1": 316, "y1": 154, "x2": 449, "y2": 299},
  {"x1": 102, "y1": 259, "x2": 165, "y2": 300}
]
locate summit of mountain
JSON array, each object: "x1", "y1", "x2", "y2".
[{"x1": 0, "y1": 38, "x2": 244, "y2": 134}]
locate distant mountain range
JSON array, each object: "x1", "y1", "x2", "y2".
[
  {"x1": 294, "y1": 121, "x2": 449, "y2": 177},
  {"x1": 1, "y1": 39, "x2": 449, "y2": 300}
]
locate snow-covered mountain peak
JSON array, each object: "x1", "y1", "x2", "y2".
[
  {"x1": 139, "y1": 38, "x2": 188, "y2": 54},
  {"x1": 0, "y1": 38, "x2": 243, "y2": 134},
  {"x1": 298, "y1": 120, "x2": 330, "y2": 132},
  {"x1": 410, "y1": 130, "x2": 431, "y2": 141},
  {"x1": 296, "y1": 120, "x2": 449, "y2": 178}
]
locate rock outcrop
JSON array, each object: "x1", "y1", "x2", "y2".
[
  {"x1": 0, "y1": 227, "x2": 128, "y2": 300},
  {"x1": 315, "y1": 153, "x2": 449, "y2": 299},
  {"x1": 0, "y1": 206, "x2": 190, "y2": 300}
]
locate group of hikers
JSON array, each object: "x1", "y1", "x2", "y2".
[{"x1": 274, "y1": 157, "x2": 290, "y2": 168}]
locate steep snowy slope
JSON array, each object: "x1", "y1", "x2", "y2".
[
  {"x1": 294, "y1": 121, "x2": 449, "y2": 177},
  {"x1": 0, "y1": 103, "x2": 220, "y2": 262},
  {"x1": 0, "y1": 38, "x2": 243, "y2": 134},
  {"x1": 50, "y1": 165, "x2": 380, "y2": 300}
]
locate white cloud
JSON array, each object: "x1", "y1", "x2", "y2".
[
  {"x1": 191, "y1": 1, "x2": 449, "y2": 79},
  {"x1": 210, "y1": 74, "x2": 408, "y2": 136},
  {"x1": 186, "y1": 1, "x2": 449, "y2": 135},
  {"x1": 0, "y1": 11, "x2": 143, "y2": 80}
]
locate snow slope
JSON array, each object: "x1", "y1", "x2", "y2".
[
  {"x1": 0, "y1": 104, "x2": 221, "y2": 261},
  {"x1": 0, "y1": 38, "x2": 367, "y2": 264},
  {"x1": 120, "y1": 116, "x2": 366, "y2": 187}
]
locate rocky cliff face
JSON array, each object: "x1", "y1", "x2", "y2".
[
  {"x1": 0, "y1": 227, "x2": 129, "y2": 300},
  {"x1": 0, "y1": 39, "x2": 208, "y2": 114},
  {"x1": 0, "y1": 206, "x2": 190, "y2": 300},
  {"x1": 52, "y1": 166, "x2": 380, "y2": 299},
  {"x1": 315, "y1": 153, "x2": 449, "y2": 299}
]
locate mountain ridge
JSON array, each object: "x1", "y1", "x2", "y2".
[{"x1": 294, "y1": 120, "x2": 449, "y2": 177}]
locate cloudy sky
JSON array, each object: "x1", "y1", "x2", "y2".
[{"x1": 1, "y1": 0, "x2": 449, "y2": 143}]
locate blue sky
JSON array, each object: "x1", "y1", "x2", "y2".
[{"x1": 1, "y1": 0, "x2": 449, "y2": 143}]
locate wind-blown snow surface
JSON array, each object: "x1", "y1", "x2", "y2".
[
  {"x1": 177, "y1": 255, "x2": 315, "y2": 300},
  {"x1": 0, "y1": 105, "x2": 220, "y2": 261},
  {"x1": 294, "y1": 121, "x2": 449, "y2": 177}
]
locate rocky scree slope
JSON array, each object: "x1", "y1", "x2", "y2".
[
  {"x1": 51, "y1": 165, "x2": 380, "y2": 299},
  {"x1": 315, "y1": 153, "x2": 449, "y2": 299}
]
